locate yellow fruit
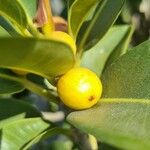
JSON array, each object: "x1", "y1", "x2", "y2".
[
  {"x1": 57, "y1": 67, "x2": 102, "y2": 110},
  {"x1": 47, "y1": 31, "x2": 76, "y2": 55}
]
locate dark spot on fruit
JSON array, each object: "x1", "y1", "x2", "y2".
[{"x1": 88, "y1": 96, "x2": 95, "y2": 101}]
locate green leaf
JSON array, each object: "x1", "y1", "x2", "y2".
[
  {"x1": 77, "y1": 0, "x2": 125, "y2": 50},
  {"x1": 0, "y1": 16, "x2": 23, "y2": 37},
  {"x1": 67, "y1": 99, "x2": 150, "y2": 150},
  {"x1": 49, "y1": 140, "x2": 73, "y2": 150},
  {"x1": 0, "y1": 69, "x2": 24, "y2": 95},
  {"x1": 121, "y1": 0, "x2": 132, "y2": 23},
  {"x1": 23, "y1": 128, "x2": 70, "y2": 149},
  {"x1": 0, "y1": 118, "x2": 50, "y2": 150},
  {"x1": 99, "y1": 142, "x2": 119, "y2": 150},
  {"x1": 0, "y1": 98, "x2": 41, "y2": 126},
  {"x1": 81, "y1": 25, "x2": 133, "y2": 76},
  {"x1": 102, "y1": 40, "x2": 150, "y2": 99},
  {"x1": 18, "y1": 0, "x2": 37, "y2": 20},
  {"x1": 0, "y1": 38, "x2": 75, "y2": 79},
  {"x1": 67, "y1": 0, "x2": 76, "y2": 9},
  {"x1": 68, "y1": 0, "x2": 99, "y2": 39},
  {"x1": 104, "y1": 26, "x2": 133, "y2": 70},
  {"x1": 27, "y1": 73, "x2": 47, "y2": 89},
  {"x1": 0, "y1": 25, "x2": 10, "y2": 37},
  {"x1": 0, "y1": 77, "x2": 24, "y2": 95},
  {"x1": 68, "y1": 40, "x2": 150, "y2": 150},
  {"x1": 0, "y1": 0, "x2": 28, "y2": 30}
]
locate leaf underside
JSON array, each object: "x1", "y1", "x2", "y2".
[{"x1": 0, "y1": 38, "x2": 75, "y2": 79}]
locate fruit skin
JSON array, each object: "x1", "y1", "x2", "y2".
[{"x1": 57, "y1": 67, "x2": 102, "y2": 110}]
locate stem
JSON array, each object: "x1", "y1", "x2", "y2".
[
  {"x1": 0, "y1": 73, "x2": 24, "y2": 83},
  {"x1": 42, "y1": 0, "x2": 55, "y2": 35},
  {"x1": 0, "y1": 73, "x2": 58, "y2": 103},
  {"x1": 20, "y1": 77, "x2": 58, "y2": 103},
  {"x1": 28, "y1": 23, "x2": 42, "y2": 37},
  {"x1": 20, "y1": 28, "x2": 32, "y2": 37},
  {"x1": 74, "y1": 52, "x2": 82, "y2": 67}
]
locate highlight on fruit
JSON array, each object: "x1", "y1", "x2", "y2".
[{"x1": 57, "y1": 67, "x2": 102, "y2": 110}]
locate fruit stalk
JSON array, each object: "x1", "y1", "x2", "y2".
[{"x1": 36, "y1": 0, "x2": 55, "y2": 35}]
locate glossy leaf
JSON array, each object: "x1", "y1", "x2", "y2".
[
  {"x1": 0, "y1": 16, "x2": 21, "y2": 37},
  {"x1": 67, "y1": 0, "x2": 76, "y2": 9},
  {"x1": 81, "y1": 25, "x2": 133, "y2": 76},
  {"x1": 68, "y1": 0, "x2": 99, "y2": 39},
  {"x1": 0, "y1": 76, "x2": 24, "y2": 95},
  {"x1": 0, "y1": 0, "x2": 28, "y2": 30},
  {"x1": 105, "y1": 26, "x2": 134, "y2": 69},
  {"x1": 18, "y1": 0, "x2": 37, "y2": 20},
  {"x1": 27, "y1": 73, "x2": 47, "y2": 89},
  {"x1": 0, "y1": 118, "x2": 50, "y2": 150},
  {"x1": 23, "y1": 128, "x2": 70, "y2": 149},
  {"x1": 0, "y1": 38, "x2": 75, "y2": 79},
  {"x1": 102, "y1": 40, "x2": 150, "y2": 99},
  {"x1": 67, "y1": 99, "x2": 150, "y2": 150},
  {"x1": 0, "y1": 98, "x2": 41, "y2": 125},
  {"x1": 0, "y1": 69, "x2": 24, "y2": 95},
  {"x1": 104, "y1": 25, "x2": 133, "y2": 69},
  {"x1": 0, "y1": 25, "x2": 10, "y2": 37},
  {"x1": 77, "y1": 0, "x2": 125, "y2": 50},
  {"x1": 49, "y1": 140, "x2": 73, "y2": 150}
]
